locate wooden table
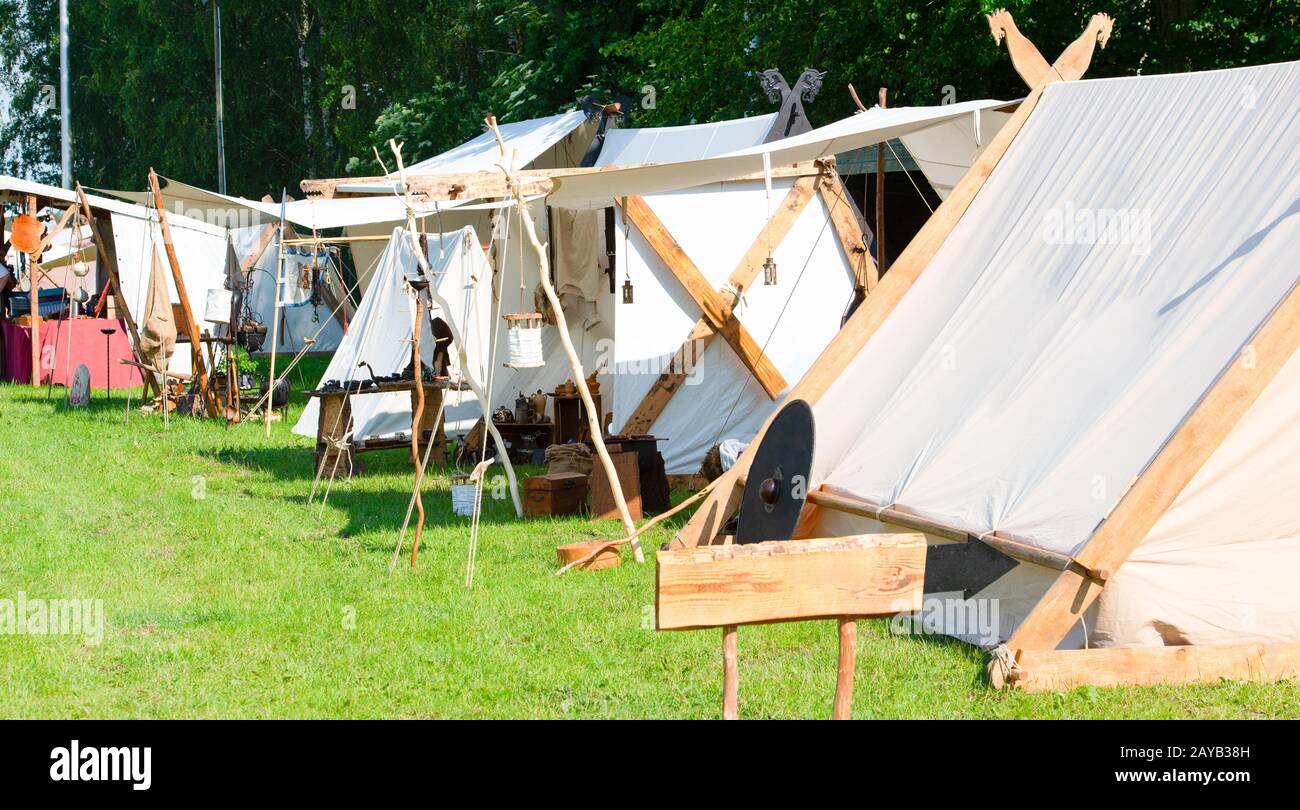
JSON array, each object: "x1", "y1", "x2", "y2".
[{"x1": 306, "y1": 380, "x2": 447, "y2": 477}]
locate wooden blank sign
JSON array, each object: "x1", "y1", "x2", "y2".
[{"x1": 656, "y1": 534, "x2": 926, "y2": 630}]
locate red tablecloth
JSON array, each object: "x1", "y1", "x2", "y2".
[{"x1": 1, "y1": 318, "x2": 143, "y2": 389}]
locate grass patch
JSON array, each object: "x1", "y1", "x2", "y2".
[{"x1": 0, "y1": 377, "x2": 1296, "y2": 718}]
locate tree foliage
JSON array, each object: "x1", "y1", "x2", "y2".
[{"x1": 0, "y1": 1, "x2": 1295, "y2": 197}]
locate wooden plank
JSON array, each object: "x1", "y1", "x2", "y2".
[
  {"x1": 618, "y1": 177, "x2": 818, "y2": 434},
  {"x1": 672, "y1": 85, "x2": 1048, "y2": 549},
  {"x1": 300, "y1": 160, "x2": 831, "y2": 200},
  {"x1": 620, "y1": 195, "x2": 788, "y2": 399},
  {"x1": 148, "y1": 169, "x2": 219, "y2": 418},
  {"x1": 1002, "y1": 643, "x2": 1300, "y2": 692},
  {"x1": 1007, "y1": 277, "x2": 1300, "y2": 652},
  {"x1": 656, "y1": 534, "x2": 925, "y2": 630},
  {"x1": 818, "y1": 170, "x2": 877, "y2": 291}
]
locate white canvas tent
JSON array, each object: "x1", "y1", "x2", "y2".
[
  {"x1": 295, "y1": 226, "x2": 494, "y2": 442},
  {"x1": 2, "y1": 176, "x2": 232, "y2": 377},
  {"x1": 675, "y1": 60, "x2": 1300, "y2": 690},
  {"x1": 340, "y1": 111, "x2": 597, "y2": 288},
  {"x1": 590, "y1": 117, "x2": 864, "y2": 474}
]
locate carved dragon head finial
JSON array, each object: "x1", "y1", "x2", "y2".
[
  {"x1": 986, "y1": 8, "x2": 1015, "y2": 46},
  {"x1": 759, "y1": 69, "x2": 790, "y2": 104},
  {"x1": 1089, "y1": 12, "x2": 1114, "y2": 49},
  {"x1": 795, "y1": 68, "x2": 828, "y2": 103}
]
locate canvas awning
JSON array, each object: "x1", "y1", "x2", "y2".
[
  {"x1": 331, "y1": 110, "x2": 591, "y2": 196},
  {"x1": 547, "y1": 99, "x2": 1010, "y2": 208}
]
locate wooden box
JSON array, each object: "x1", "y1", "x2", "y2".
[
  {"x1": 590, "y1": 450, "x2": 642, "y2": 521},
  {"x1": 523, "y1": 472, "x2": 589, "y2": 517}
]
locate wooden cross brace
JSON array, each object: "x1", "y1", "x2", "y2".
[{"x1": 617, "y1": 169, "x2": 872, "y2": 435}]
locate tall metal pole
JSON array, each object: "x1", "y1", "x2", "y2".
[
  {"x1": 213, "y1": 0, "x2": 227, "y2": 194},
  {"x1": 59, "y1": 0, "x2": 71, "y2": 188}
]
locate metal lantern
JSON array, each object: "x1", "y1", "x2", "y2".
[
  {"x1": 763, "y1": 256, "x2": 778, "y2": 286},
  {"x1": 622, "y1": 276, "x2": 634, "y2": 304}
]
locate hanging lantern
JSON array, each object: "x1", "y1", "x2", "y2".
[
  {"x1": 71, "y1": 259, "x2": 90, "y2": 278},
  {"x1": 763, "y1": 256, "x2": 778, "y2": 286},
  {"x1": 504, "y1": 312, "x2": 545, "y2": 368},
  {"x1": 622, "y1": 275, "x2": 634, "y2": 304}
]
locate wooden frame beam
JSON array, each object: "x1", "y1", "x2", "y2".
[
  {"x1": 300, "y1": 160, "x2": 833, "y2": 201},
  {"x1": 619, "y1": 194, "x2": 788, "y2": 399},
  {"x1": 997, "y1": 643, "x2": 1300, "y2": 692},
  {"x1": 618, "y1": 174, "x2": 820, "y2": 434},
  {"x1": 816, "y1": 169, "x2": 877, "y2": 292}
]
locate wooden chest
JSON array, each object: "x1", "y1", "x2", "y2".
[
  {"x1": 523, "y1": 473, "x2": 589, "y2": 517},
  {"x1": 590, "y1": 449, "x2": 643, "y2": 521}
]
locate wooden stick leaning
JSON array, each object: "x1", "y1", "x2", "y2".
[
  {"x1": 388, "y1": 139, "x2": 525, "y2": 518},
  {"x1": 553, "y1": 478, "x2": 717, "y2": 575},
  {"x1": 408, "y1": 285, "x2": 429, "y2": 568},
  {"x1": 484, "y1": 115, "x2": 644, "y2": 563},
  {"x1": 266, "y1": 217, "x2": 285, "y2": 437},
  {"x1": 147, "y1": 169, "x2": 218, "y2": 418}
]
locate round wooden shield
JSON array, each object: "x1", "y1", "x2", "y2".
[
  {"x1": 10, "y1": 214, "x2": 43, "y2": 255},
  {"x1": 735, "y1": 399, "x2": 815, "y2": 544}
]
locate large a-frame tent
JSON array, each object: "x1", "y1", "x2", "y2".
[{"x1": 674, "y1": 47, "x2": 1300, "y2": 691}]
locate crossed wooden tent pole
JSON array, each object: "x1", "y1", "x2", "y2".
[{"x1": 616, "y1": 162, "x2": 876, "y2": 436}]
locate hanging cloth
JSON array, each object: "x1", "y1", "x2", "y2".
[{"x1": 138, "y1": 247, "x2": 177, "y2": 378}]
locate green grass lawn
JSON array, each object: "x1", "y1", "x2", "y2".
[{"x1": 0, "y1": 372, "x2": 1296, "y2": 719}]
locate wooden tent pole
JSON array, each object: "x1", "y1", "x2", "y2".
[
  {"x1": 408, "y1": 284, "x2": 428, "y2": 567},
  {"x1": 486, "y1": 116, "x2": 643, "y2": 561},
  {"x1": 147, "y1": 169, "x2": 218, "y2": 417},
  {"x1": 26, "y1": 194, "x2": 40, "y2": 386},
  {"x1": 266, "y1": 218, "x2": 286, "y2": 437}
]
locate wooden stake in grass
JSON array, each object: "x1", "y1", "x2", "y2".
[{"x1": 485, "y1": 115, "x2": 644, "y2": 563}]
